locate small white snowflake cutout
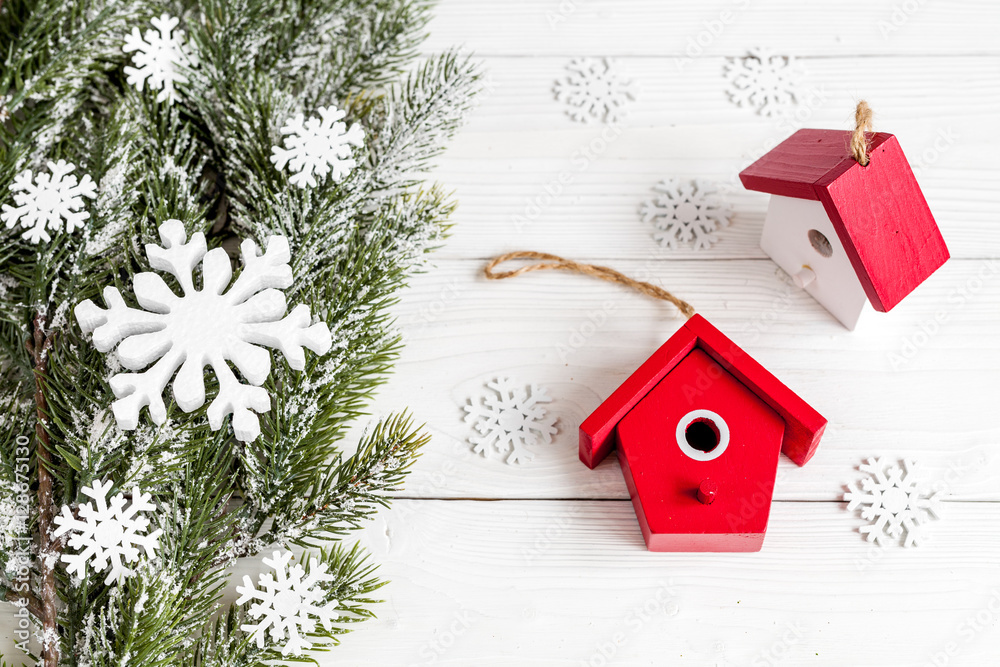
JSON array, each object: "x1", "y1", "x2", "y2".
[
  {"x1": 123, "y1": 14, "x2": 197, "y2": 104},
  {"x1": 53, "y1": 480, "x2": 162, "y2": 585},
  {"x1": 640, "y1": 178, "x2": 731, "y2": 250},
  {"x1": 270, "y1": 106, "x2": 365, "y2": 188},
  {"x1": 464, "y1": 377, "x2": 558, "y2": 464},
  {"x1": 723, "y1": 47, "x2": 806, "y2": 117},
  {"x1": 844, "y1": 457, "x2": 942, "y2": 547},
  {"x1": 553, "y1": 57, "x2": 637, "y2": 124},
  {"x1": 236, "y1": 550, "x2": 339, "y2": 657},
  {"x1": 75, "y1": 219, "x2": 332, "y2": 442},
  {"x1": 1, "y1": 160, "x2": 96, "y2": 244}
]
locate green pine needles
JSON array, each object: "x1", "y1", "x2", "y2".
[{"x1": 0, "y1": 1, "x2": 478, "y2": 664}]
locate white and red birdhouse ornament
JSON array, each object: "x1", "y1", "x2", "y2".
[{"x1": 740, "y1": 128, "x2": 949, "y2": 329}]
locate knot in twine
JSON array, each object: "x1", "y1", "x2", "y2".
[
  {"x1": 484, "y1": 251, "x2": 696, "y2": 319},
  {"x1": 850, "y1": 100, "x2": 874, "y2": 166}
]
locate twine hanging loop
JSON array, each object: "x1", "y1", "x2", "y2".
[
  {"x1": 850, "y1": 100, "x2": 873, "y2": 166},
  {"x1": 484, "y1": 251, "x2": 696, "y2": 319}
]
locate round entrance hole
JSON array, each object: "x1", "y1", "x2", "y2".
[
  {"x1": 685, "y1": 418, "x2": 720, "y2": 453},
  {"x1": 808, "y1": 229, "x2": 833, "y2": 258},
  {"x1": 675, "y1": 409, "x2": 730, "y2": 462}
]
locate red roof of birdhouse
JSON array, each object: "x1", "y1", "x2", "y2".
[
  {"x1": 579, "y1": 315, "x2": 827, "y2": 469},
  {"x1": 739, "y1": 128, "x2": 949, "y2": 313}
]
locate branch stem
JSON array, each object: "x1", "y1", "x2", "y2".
[{"x1": 29, "y1": 313, "x2": 59, "y2": 667}]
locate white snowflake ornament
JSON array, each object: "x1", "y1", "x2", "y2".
[
  {"x1": 640, "y1": 179, "x2": 731, "y2": 250},
  {"x1": 271, "y1": 107, "x2": 365, "y2": 188},
  {"x1": 844, "y1": 457, "x2": 942, "y2": 547},
  {"x1": 237, "y1": 550, "x2": 339, "y2": 656},
  {"x1": 53, "y1": 480, "x2": 162, "y2": 585},
  {"x1": 723, "y1": 47, "x2": 806, "y2": 117},
  {"x1": 123, "y1": 14, "x2": 197, "y2": 104},
  {"x1": 75, "y1": 220, "x2": 332, "y2": 442},
  {"x1": 553, "y1": 57, "x2": 636, "y2": 124},
  {"x1": 1, "y1": 160, "x2": 96, "y2": 244},
  {"x1": 464, "y1": 377, "x2": 558, "y2": 464}
]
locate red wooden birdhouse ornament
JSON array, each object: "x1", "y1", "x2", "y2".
[
  {"x1": 579, "y1": 315, "x2": 826, "y2": 552},
  {"x1": 740, "y1": 126, "x2": 949, "y2": 329}
]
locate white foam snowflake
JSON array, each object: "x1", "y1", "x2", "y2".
[
  {"x1": 844, "y1": 457, "x2": 942, "y2": 547},
  {"x1": 1, "y1": 160, "x2": 96, "y2": 244},
  {"x1": 723, "y1": 47, "x2": 806, "y2": 117},
  {"x1": 53, "y1": 480, "x2": 162, "y2": 585},
  {"x1": 75, "y1": 219, "x2": 332, "y2": 442},
  {"x1": 553, "y1": 57, "x2": 637, "y2": 124},
  {"x1": 237, "y1": 550, "x2": 339, "y2": 656},
  {"x1": 464, "y1": 377, "x2": 557, "y2": 464},
  {"x1": 640, "y1": 179, "x2": 731, "y2": 250},
  {"x1": 123, "y1": 14, "x2": 197, "y2": 104},
  {"x1": 270, "y1": 106, "x2": 365, "y2": 188}
]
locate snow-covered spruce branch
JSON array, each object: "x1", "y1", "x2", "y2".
[
  {"x1": 0, "y1": 0, "x2": 475, "y2": 663},
  {"x1": 0, "y1": 1, "x2": 149, "y2": 166},
  {"x1": 259, "y1": 0, "x2": 433, "y2": 108},
  {"x1": 250, "y1": 412, "x2": 428, "y2": 550},
  {"x1": 363, "y1": 50, "x2": 481, "y2": 190},
  {"x1": 67, "y1": 443, "x2": 237, "y2": 662}
]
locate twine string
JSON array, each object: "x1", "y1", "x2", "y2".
[
  {"x1": 850, "y1": 100, "x2": 873, "y2": 166},
  {"x1": 484, "y1": 251, "x2": 696, "y2": 319}
]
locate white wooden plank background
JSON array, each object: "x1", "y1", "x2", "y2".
[
  {"x1": 5, "y1": 1, "x2": 1000, "y2": 664},
  {"x1": 422, "y1": 1, "x2": 1000, "y2": 57},
  {"x1": 322, "y1": 500, "x2": 1000, "y2": 666},
  {"x1": 327, "y1": 2, "x2": 1000, "y2": 665}
]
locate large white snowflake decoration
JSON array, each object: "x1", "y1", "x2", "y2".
[
  {"x1": 723, "y1": 47, "x2": 806, "y2": 117},
  {"x1": 74, "y1": 219, "x2": 332, "y2": 442},
  {"x1": 236, "y1": 550, "x2": 339, "y2": 656},
  {"x1": 123, "y1": 14, "x2": 197, "y2": 104},
  {"x1": 640, "y1": 178, "x2": 731, "y2": 250},
  {"x1": 844, "y1": 458, "x2": 942, "y2": 547},
  {"x1": 1, "y1": 160, "x2": 96, "y2": 244},
  {"x1": 53, "y1": 480, "x2": 162, "y2": 585},
  {"x1": 553, "y1": 57, "x2": 637, "y2": 124},
  {"x1": 270, "y1": 106, "x2": 365, "y2": 188},
  {"x1": 464, "y1": 377, "x2": 558, "y2": 464}
]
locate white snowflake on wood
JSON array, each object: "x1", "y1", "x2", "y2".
[
  {"x1": 844, "y1": 457, "x2": 942, "y2": 547},
  {"x1": 270, "y1": 106, "x2": 365, "y2": 188},
  {"x1": 464, "y1": 377, "x2": 557, "y2": 464},
  {"x1": 1, "y1": 160, "x2": 96, "y2": 244},
  {"x1": 75, "y1": 219, "x2": 332, "y2": 442},
  {"x1": 123, "y1": 14, "x2": 197, "y2": 104},
  {"x1": 53, "y1": 480, "x2": 162, "y2": 585},
  {"x1": 236, "y1": 550, "x2": 339, "y2": 657},
  {"x1": 640, "y1": 178, "x2": 731, "y2": 250},
  {"x1": 723, "y1": 47, "x2": 805, "y2": 117},
  {"x1": 553, "y1": 57, "x2": 636, "y2": 124}
]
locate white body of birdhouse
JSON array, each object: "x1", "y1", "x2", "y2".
[{"x1": 760, "y1": 195, "x2": 871, "y2": 329}]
